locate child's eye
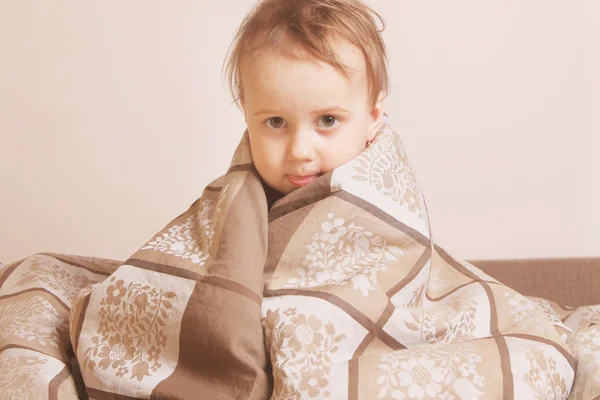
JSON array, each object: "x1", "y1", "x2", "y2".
[
  {"x1": 266, "y1": 117, "x2": 286, "y2": 129},
  {"x1": 317, "y1": 115, "x2": 339, "y2": 129}
]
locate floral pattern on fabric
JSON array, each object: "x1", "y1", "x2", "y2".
[
  {"x1": 14, "y1": 255, "x2": 101, "y2": 303},
  {"x1": 523, "y1": 348, "x2": 570, "y2": 399},
  {"x1": 0, "y1": 295, "x2": 68, "y2": 348},
  {"x1": 566, "y1": 325, "x2": 600, "y2": 399},
  {"x1": 0, "y1": 354, "x2": 48, "y2": 400},
  {"x1": 263, "y1": 308, "x2": 346, "y2": 399},
  {"x1": 284, "y1": 213, "x2": 404, "y2": 296},
  {"x1": 350, "y1": 131, "x2": 424, "y2": 218},
  {"x1": 142, "y1": 185, "x2": 229, "y2": 265},
  {"x1": 505, "y1": 292, "x2": 570, "y2": 334},
  {"x1": 82, "y1": 276, "x2": 177, "y2": 382},
  {"x1": 404, "y1": 296, "x2": 479, "y2": 344},
  {"x1": 566, "y1": 306, "x2": 600, "y2": 331},
  {"x1": 375, "y1": 343, "x2": 485, "y2": 400}
]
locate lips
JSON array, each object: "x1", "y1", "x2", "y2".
[{"x1": 287, "y1": 174, "x2": 319, "y2": 187}]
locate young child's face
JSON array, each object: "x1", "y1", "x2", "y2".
[{"x1": 240, "y1": 40, "x2": 384, "y2": 195}]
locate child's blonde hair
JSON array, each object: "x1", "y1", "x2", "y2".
[{"x1": 223, "y1": 0, "x2": 390, "y2": 109}]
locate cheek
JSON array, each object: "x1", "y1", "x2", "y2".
[
  {"x1": 250, "y1": 138, "x2": 281, "y2": 169},
  {"x1": 320, "y1": 138, "x2": 364, "y2": 170},
  {"x1": 344, "y1": 132, "x2": 368, "y2": 155}
]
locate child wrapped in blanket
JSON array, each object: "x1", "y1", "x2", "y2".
[
  {"x1": 217, "y1": 0, "x2": 575, "y2": 399},
  {"x1": 1, "y1": 0, "x2": 580, "y2": 399}
]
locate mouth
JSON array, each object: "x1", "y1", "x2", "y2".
[{"x1": 287, "y1": 174, "x2": 320, "y2": 187}]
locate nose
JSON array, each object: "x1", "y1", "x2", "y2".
[{"x1": 287, "y1": 126, "x2": 316, "y2": 162}]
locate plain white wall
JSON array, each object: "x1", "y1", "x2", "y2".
[{"x1": 1, "y1": 1, "x2": 598, "y2": 264}]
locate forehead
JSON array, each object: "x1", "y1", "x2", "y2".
[{"x1": 240, "y1": 41, "x2": 368, "y2": 107}]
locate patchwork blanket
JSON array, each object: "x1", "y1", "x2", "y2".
[{"x1": 2, "y1": 116, "x2": 600, "y2": 399}]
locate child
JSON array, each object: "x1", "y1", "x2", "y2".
[
  {"x1": 1, "y1": 1, "x2": 576, "y2": 398},
  {"x1": 223, "y1": 0, "x2": 389, "y2": 207}
]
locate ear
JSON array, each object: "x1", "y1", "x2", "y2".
[{"x1": 367, "y1": 91, "x2": 386, "y2": 141}]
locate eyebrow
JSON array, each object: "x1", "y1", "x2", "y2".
[{"x1": 253, "y1": 106, "x2": 352, "y2": 117}]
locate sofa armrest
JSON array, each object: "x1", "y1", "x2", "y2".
[{"x1": 468, "y1": 257, "x2": 600, "y2": 307}]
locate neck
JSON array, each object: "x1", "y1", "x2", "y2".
[{"x1": 263, "y1": 180, "x2": 284, "y2": 210}]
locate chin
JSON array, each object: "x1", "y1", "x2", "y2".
[
  {"x1": 280, "y1": 186, "x2": 297, "y2": 195},
  {"x1": 265, "y1": 180, "x2": 292, "y2": 196}
]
